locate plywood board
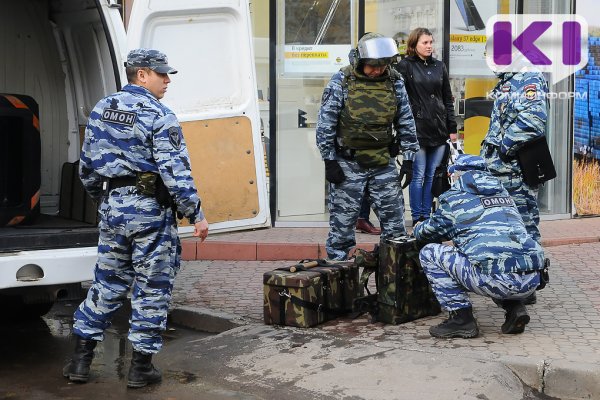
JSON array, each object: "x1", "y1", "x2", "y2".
[{"x1": 181, "y1": 116, "x2": 259, "y2": 225}]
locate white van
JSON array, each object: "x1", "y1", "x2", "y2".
[{"x1": 0, "y1": 0, "x2": 269, "y2": 317}]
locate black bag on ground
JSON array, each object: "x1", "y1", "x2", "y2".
[{"x1": 517, "y1": 136, "x2": 557, "y2": 185}]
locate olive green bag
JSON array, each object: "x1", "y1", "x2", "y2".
[
  {"x1": 263, "y1": 260, "x2": 358, "y2": 327},
  {"x1": 377, "y1": 237, "x2": 441, "y2": 324},
  {"x1": 353, "y1": 237, "x2": 441, "y2": 324},
  {"x1": 263, "y1": 268, "x2": 326, "y2": 327}
]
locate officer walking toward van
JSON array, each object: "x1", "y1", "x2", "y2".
[
  {"x1": 413, "y1": 155, "x2": 546, "y2": 339},
  {"x1": 316, "y1": 32, "x2": 419, "y2": 260},
  {"x1": 63, "y1": 49, "x2": 209, "y2": 388}
]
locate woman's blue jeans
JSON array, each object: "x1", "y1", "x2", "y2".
[{"x1": 409, "y1": 144, "x2": 447, "y2": 221}]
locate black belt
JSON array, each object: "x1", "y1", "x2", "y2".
[{"x1": 103, "y1": 176, "x2": 137, "y2": 191}]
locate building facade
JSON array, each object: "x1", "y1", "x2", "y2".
[{"x1": 126, "y1": 0, "x2": 597, "y2": 226}]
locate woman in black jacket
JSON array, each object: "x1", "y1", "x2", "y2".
[{"x1": 396, "y1": 28, "x2": 457, "y2": 225}]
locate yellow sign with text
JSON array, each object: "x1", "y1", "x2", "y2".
[
  {"x1": 285, "y1": 51, "x2": 328, "y2": 59},
  {"x1": 450, "y1": 34, "x2": 487, "y2": 43}
]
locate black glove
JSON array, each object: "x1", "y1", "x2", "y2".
[
  {"x1": 399, "y1": 160, "x2": 413, "y2": 189},
  {"x1": 389, "y1": 142, "x2": 400, "y2": 158},
  {"x1": 324, "y1": 160, "x2": 345, "y2": 184}
]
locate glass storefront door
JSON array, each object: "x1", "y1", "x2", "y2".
[
  {"x1": 275, "y1": 0, "x2": 356, "y2": 225},
  {"x1": 446, "y1": 0, "x2": 573, "y2": 219},
  {"x1": 272, "y1": 0, "x2": 573, "y2": 225},
  {"x1": 273, "y1": 0, "x2": 447, "y2": 225}
]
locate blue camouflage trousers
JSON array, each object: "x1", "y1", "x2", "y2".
[
  {"x1": 326, "y1": 158, "x2": 406, "y2": 260},
  {"x1": 419, "y1": 244, "x2": 540, "y2": 311},
  {"x1": 73, "y1": 187, "x2": 180, "y2": 354},
  {"x1": 496, "y1": 174, "x2": 541, "y2": 243}
]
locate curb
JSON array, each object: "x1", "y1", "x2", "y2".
[
  {"x1": 169, "y1": 305, "x2": 246, "y2": 333},
  {"x1": 542, "y1": 236, "x2": 600, "y2": 247},
  {"x1": 181, "y1": 241, "x2": 377, "y2": 261},
  {"x1": 181, "y1": 236, "x2": 600, "y2": 261},
  {"x1": 170, "y1": 305, "x2": 600, "y2": 399},
  {"x1": 502, "y1": 355, "x2": 600, "y2": 399}
]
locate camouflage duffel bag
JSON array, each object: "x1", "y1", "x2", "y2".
[
  {"x1": 376, "y1": 236, "x2": 441, "y2": 324},
  {"x1": 263, "y1": 259, "x2": 358, "y2": 327}
]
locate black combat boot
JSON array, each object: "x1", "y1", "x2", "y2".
[
  {"x1": 522, "y1": 292, "x2": 537, "y2": 305},
  {"x1": 429, "y1": 307, "x2": 479, "y2": 338},
  {"x1": 62, "y1": 336, "x2": 97, "y2": 383},
  {"x1": 501, "y1": 300, "x2": 530, "y2": 334},
  {"x1": 127, "y1": 350, "x2": 162, "y2": 388}
]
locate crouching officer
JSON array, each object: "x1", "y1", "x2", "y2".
[
  {"x1": 63, "y1": 49, "x2": 209, "y2": 387},
  {"x1": 316, "y1": 32, "x2": 419, "y2": 260},
  {"x1": 413, "y1": 155, "x2": 546, "y2": 338}
]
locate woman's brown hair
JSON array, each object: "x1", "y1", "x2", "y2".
[{"x1": 406, "y1": 27, "x2": 433, "y2": 57}]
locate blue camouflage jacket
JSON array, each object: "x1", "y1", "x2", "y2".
[
  {"x1": 413, "y1": 170, "x2": 544, "y2": 274},
  {"x1": 80, "y1": 84, "x2": 204, "y2": 223},
  {"x1": 480, "y1": 71, "x2": 548, "y2": 176},
  {"x1": 316, "y1": 67, "x2": 419, "y2": 161}
]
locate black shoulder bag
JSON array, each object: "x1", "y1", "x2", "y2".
[{"x1": 516, "y1": 136, "x2": 557, "y2": 186}]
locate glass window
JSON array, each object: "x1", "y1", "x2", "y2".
[
  {"x1": 275, "y1": 0, "x2": 355, "y2": 224},
  {"x1": 523, "y1": 0, "x2": 573, "y2": 218},
  {"x1": 365, "y1": 0, "x2": 444, "y2": 59}
]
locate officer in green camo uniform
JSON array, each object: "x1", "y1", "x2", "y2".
[
  {"x1": 413, "y1": 155, "x2": 544, "y2": 339},
  {"x1": 316, "y1": 33, "x2": 419, "y2": 260},
  {"x1": 62, "y1": 49, "x2": 209, "y2": 388},
  {"x1": 481, "y1": 71, "x2": 548, "y2": 243}
]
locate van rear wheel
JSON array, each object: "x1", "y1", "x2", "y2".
[
  {"x1": 20, "y1": 301, "x2": 55, "y2": 318},
  {"x1": 0, "y1": 295, "x2": 55, "y2": 319}
]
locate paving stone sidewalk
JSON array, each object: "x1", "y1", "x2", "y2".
[
  {"x1": 172, "y1": 217, "x2": 600, "y2": 398},
  {"x1": 173, "y1": 243, "x2": 600, "y2": 362}
]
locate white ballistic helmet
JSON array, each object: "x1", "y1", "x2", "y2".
[{"x1": 356, "y1": 33, "x2": 399, "y2": 66}]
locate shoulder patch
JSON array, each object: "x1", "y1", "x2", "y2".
[
  {"x1": 481, "y1": 196, "x2": 515, "y2": 208},
  {"x1": 524, "y1": 84, "x2": 537, "y2": 100},
  {"x1": 101, "y1": 108, "x2": 136, "y2": 126},
  {"x1": 501, "y1": 83, "x2": 511, "y2": 92},
  {"x1": 168, "y1": 126, "x2": 182, "y2": 149}
]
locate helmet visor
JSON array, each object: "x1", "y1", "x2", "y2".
[{"x1": 357, "y1": 37, "x2": 399, "y2": 60}]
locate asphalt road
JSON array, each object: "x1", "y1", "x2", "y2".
[{"x1": 0, "y1": 299, "x2": 259, "y2": 400}]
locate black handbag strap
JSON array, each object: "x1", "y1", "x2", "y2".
[{"x1": 277, "y1": 289, "x2": 344, "y2": 325}]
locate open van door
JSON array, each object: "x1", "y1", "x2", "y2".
[{"x1": 126, "y1": 0, "x2": 270, "y2": 234}]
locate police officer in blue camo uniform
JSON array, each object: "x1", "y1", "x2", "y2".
[
  {"x1": 481, "y1": 71, "x2": 549, "y2": 306},
  {"x1": 63, "y1": 49, "x2": 209, "y2": 388},
  {"x1": 413, "y1": 154, "x2": 545, "y2": 339},
  {"x1": 316, "y1": 33, "x2": 419, "y2": 260},
  {"x1": 481, "y1": 71, "x2": 548, "y2": 243}
]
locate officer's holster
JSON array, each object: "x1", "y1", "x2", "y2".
[{"x1": 102, "y1": 173, "x2": 174, "y2": 209}]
